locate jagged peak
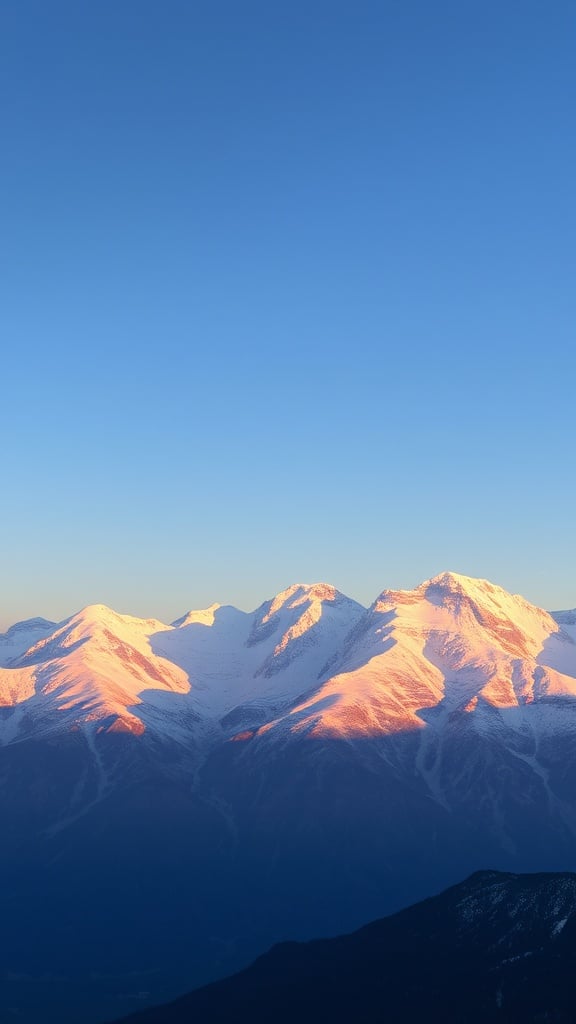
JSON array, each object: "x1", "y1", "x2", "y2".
[
  {"x1": 263, "y1": 583, "x2": 353, "y2": 623},
  {"x1": 420, "y1": 573, "x2": 558, "y2": 630},
  {"x1": 426, "y1": 570, "x2": 495, "y2": 592},
  {"x1": 422, "y1": 570, "x2": 524, "y2": 601},
  {"x1": 372, "y1": 571, "x2": 547, "y2": 618},
  {"x1": 246, "y1": 583, "x2": 364, "y2": 656}
]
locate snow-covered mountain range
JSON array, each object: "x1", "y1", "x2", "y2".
[
  {"x1": 2, "y1": 572, "x2": 576, "y2": 1024},
  {"x1": 2, "y1": 572, "x2": 575, "y2": 748}
]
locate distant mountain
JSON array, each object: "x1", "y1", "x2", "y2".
[
  {"x1": 110, "y1": 869, "x2": 576, "y2": 1023},
  {"x1": 0, "y1": 615, "x2": 58, "y2": 666},
  {"x1": 2, "y1": 573, "x2": 576, "y2": 1023}
]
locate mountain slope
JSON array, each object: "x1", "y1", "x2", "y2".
[
  {"x1": 1, "y1": 604, "x2": 193, "y2": 740},
  {"x1": 111, "y1": 869, "x2": 576, "y2": 1023}
]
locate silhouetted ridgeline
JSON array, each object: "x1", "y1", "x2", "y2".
[{"x1": 110, "y1": 870, "x2": 576, "y2": 1023}]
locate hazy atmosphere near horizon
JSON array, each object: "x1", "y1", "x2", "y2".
[{"x1": 2, "y1": 0, "x2": 574, "y2": 623}]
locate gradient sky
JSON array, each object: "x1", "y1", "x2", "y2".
[{"x1": 1, "y1": 0, "x2": 575, "y2": 628}]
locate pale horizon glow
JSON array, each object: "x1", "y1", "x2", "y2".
[{"x1": 2, "y1": 2, "x2": 575, "y2": 630}]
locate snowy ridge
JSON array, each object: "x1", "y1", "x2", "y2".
[{"x1": 1, "y1": 573, "x2": 576, "y2": 751}]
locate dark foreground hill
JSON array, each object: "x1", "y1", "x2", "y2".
[{"x1": 112, "y1": 870, "x2": 576, "y2": 1024}]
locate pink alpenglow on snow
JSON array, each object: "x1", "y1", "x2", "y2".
[{"x1": 0, "y1": 573, "x2": 575, "y2": 748}]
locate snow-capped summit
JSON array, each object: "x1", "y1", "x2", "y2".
[
  {"x1": 0, "y1": 603, "x2": 190, "y2": 739},
  {"x1": 247, "y1": 582, "x2": 365, "y2": 677}
]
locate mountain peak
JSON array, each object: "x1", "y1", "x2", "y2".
[
  {"x1": 417, "y1": 572, "x2": 556, "y2": 635},
  {"x1": 245, "y1": 584, "x2": 365, "y2": 677},
  {"x1": 74, "y1": 602, "x2": 123, "y2": 624},
  {"x1": 264, "y1": 583, "x2": 342, "y2": 619},
  {"x1": 67, "y1": 603, "x2": 169, "y2": 635},
  {"x1": 371, "y1": 572, "x2": 511, "y2": 616},
  {"x1": 172, "y1": 604, "x2": 221, "y2": 628},
  {"x1": 423, "y1": 571, "x2": 504, "y2": 598},
  {"x1": 427, "y1": 569, "x2": 484, "y2": 587}
]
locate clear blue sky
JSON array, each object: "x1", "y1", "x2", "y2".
[{"x1": 1, "y1": 0, "x2": 575, "y2": 627}]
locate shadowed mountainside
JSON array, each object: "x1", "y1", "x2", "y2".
[{"x1": 110, "y1": 869, "x2": 576, "y2": 1024}]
